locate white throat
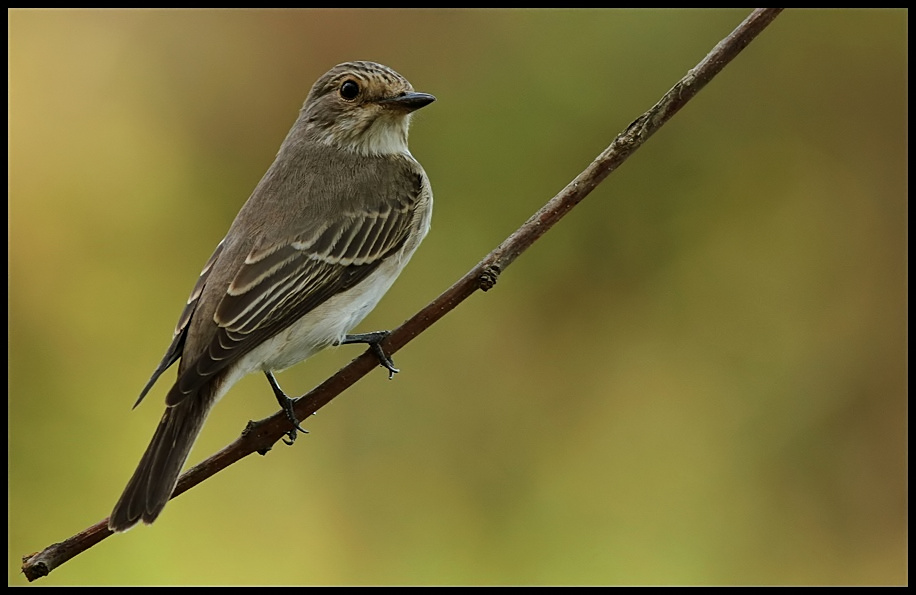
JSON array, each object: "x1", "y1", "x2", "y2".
[{"x1": 335, "y1": 115, "x2": 412, "y2": 156}]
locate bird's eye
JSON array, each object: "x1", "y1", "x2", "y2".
[{"x1": 339, "y1": 80, "x2": 360, "y2": 100}]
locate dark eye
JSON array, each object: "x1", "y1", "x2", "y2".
[{"x1": 339, "y1": 80, "x2": 360, "y2": 100}]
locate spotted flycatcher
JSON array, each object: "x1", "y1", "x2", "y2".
[{"x1": 109, "y1": 61, "x2": 435, "y2": 532}]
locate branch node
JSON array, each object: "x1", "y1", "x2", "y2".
[
  {"x1": 478, "y1": 265, "x2": 501, "y2": 292},
  {"x1": 241, "y1": 419, "x2": 275, "y2": 455}
]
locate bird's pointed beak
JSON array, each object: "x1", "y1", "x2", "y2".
[{"x1": 382, "y1": 92, "x2": 436, "y2": 112}]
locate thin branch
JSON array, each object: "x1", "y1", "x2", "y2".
[{"x1": 21, "y1": 8, "x2": 783, "y2": 582}]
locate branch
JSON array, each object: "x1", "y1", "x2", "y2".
[{"x1": 21, "y1": 8, "x2": 783, "y2": 582}]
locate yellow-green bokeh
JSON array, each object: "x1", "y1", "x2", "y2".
[{"x1": 9, "y1": 9, "x2": 906, "y2": 585}]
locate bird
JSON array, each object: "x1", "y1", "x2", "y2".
[{"x1": 108, "y1": 61, "x2": 435, "y2": 532}]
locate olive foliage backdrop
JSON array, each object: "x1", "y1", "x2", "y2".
[{"x1": 9, "y1": 9, "x2": 907, "y2": 585}]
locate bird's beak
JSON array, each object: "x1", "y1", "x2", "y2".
[{"x1": 382, "y1": 92, "x2": 436, "y2": 112}]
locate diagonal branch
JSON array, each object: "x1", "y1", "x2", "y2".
[{"x1": 21, "y1": 8, "x2": 783, "y2": 582}]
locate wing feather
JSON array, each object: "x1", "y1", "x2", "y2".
[
  {"x1": 165, "y1": 155, "x2": 425, "y2": 405},
  {"x1": 133, "y1": 241, "x2": 224, "y2": 407},
  {"x1": 166, "y1": 151, "x2": 428, "y2": 405}
]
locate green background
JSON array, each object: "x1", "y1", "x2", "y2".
[{"x1": 9, "y1": 9, "x2": 907, "y2": 585}]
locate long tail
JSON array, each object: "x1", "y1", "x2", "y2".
[{"x1": 109, "y1": 388, "x2": 213, "y2": 532}]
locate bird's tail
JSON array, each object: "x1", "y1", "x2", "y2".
[{"x1": 109, "y1": 388, "x2": 213, "y2": 532}]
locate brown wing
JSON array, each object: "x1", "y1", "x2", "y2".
[
  {"x1": 133, "y1": 241, "x2": 224, "y2": 408},
  {"x1": 165, "y1": 167, "x2": 425, "y2": 406}
]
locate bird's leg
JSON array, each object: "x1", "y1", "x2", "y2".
[
  {"x1": 338, "y1": 331, "x2": 399, "y2": 379},
  {"x1": 264, "y1": 371, "x2": 309, "y2": 445}
]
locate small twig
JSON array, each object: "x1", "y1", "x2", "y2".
[{"x1": 21, "y1": 8, "x2": 783, "y2": 582}]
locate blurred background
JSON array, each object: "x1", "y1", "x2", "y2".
[{"x1": 9, "y1": 9, "x2": 906, "y2": 586}]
